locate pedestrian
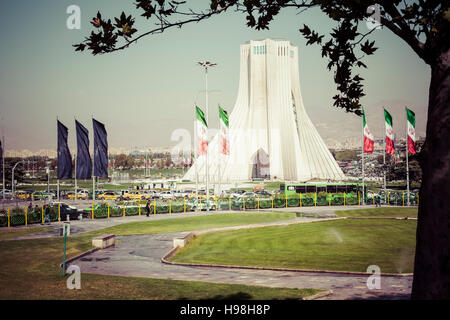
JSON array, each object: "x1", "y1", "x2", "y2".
[
  {"x1": 145, "y1": 200, "x2": 151, "y2": 217},
  {"x1": 44, "y1": 205, "x2": 51, "y2": 224}
]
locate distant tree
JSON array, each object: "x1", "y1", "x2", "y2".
[
  {"x1": 2, "y1": 158, "x2": 26, "y2": 188},
  {"x1": 75, "y1": 1, "x2": 450, "y2": 299},
  {"x1": 165, "y1": 156, "x2": 172, "y2": 168}
]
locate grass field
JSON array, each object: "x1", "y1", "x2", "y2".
[
  {"x1": 0, "y1": 227, "x2": 53, "y2": 241},
  {"x1": 80, "y1": 212, "x2": 296, "y2": 238},
  {"x1": 172, "y1": 219, "x2": 417, "y2": 274},
  {"x1": 335, "y1": 207, "x2": 418, "y2": 218},
  {"x1": 0, "y1": 211, "x2": 320, "y2": 299}
]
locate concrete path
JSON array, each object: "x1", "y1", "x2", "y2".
[{"x1": 9, "y1": 205, "x2": 356, "y2": 240}]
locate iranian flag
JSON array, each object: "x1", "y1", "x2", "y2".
[
  {"x1": 219, "y1": 105, "x2": 230, "y2": 155},
  {"x1": 406, "y1": 107, "x2": 416, "y2": 154},
  {"x1": 384, "y1": 109, "x2": 395, "y2": 155},
  {"x1": 196, "y1": 106, "x2": 208, "y2": 155},
  {"x1": 362, "y1": 109, "x2": 374, "y2": 153}
]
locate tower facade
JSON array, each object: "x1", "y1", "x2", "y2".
[{"x1": 184, "y1": 39, "x2": 346, "y2": 183}]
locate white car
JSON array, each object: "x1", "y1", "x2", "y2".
[
  {"x1": 158, "y1": 191, "x2": 174, "y2": 200},
  {"x1": 241, "y1": 192, "x2": 257, "y2": 199},
  {"x1": 179, "y1": 189, "x2": 195, "y2": 198},
  {"x1": 0, "y1": 189, "x2": 12, "y2": 199}
]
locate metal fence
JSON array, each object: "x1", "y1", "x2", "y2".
[{"x1": 0, "y1": 191, "x2": 419, "y2": 228}]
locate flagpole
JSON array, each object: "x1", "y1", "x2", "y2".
[
  {"x1": 361, "y1": 111, "x2": 365, "y2": 205},
  {"x1": 56, "y1": 116, "x2": 59, "y2": 202},
  {"x1": 382, "y1": 110, "x2": 386, "y2": 204},
  {"x1": 194, "y1": 105, "x2": 199, "y2": 212},
  {"x1": 205, "y1": 67, "x2": 209, "y2": 213},
  {"x1": 92, "y1": 116, "x2": 95, "y2": 202},
  {"x1": 405, "y1": 107, "x2": 410, "y2": 206},
  {"x1": 74, "y1": 153, "x2": 77, "y2": 202},
  {"x1": 2, "y1": 115, "x2": 5, "y2": 201},
  {"x1": 217, "y1": 105, "x2": 220, "y2": 199}
]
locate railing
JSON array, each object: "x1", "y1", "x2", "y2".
[{"x1": 0, "y1": 190, "x2": 419, "y2": 228}]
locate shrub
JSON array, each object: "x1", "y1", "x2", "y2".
[{"x1": 10, "y1": 214, "x2": 25, "y2": 226}]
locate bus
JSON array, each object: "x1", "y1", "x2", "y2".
[{"x1": 280, "y1": 182, "x2": 363, "y2": 195}]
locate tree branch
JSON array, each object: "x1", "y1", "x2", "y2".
[
  {"x1": 381, "y1": 2, "x2": 427, "y2": 62},
  {"x1": 107, "y1": 5, "x2": 232, "y2": 54},
  {"x1": 381, "y1": 16, "x2": 426, "y2": 62}
]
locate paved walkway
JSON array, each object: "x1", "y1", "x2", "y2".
[{"x1": 10, "y1": 205, "x2": 366, "y2": 240}]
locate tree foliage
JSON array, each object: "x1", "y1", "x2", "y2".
[{"x1": 74, "y1": 0, "x2": 449, "y2": 116}]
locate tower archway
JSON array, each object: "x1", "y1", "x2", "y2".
[{"x1": 251, "y1": 148, "x2": 270, "y2": 179}]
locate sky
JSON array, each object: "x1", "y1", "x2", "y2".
[{"x1": 0, "y1": 0, "x2": 431, "y2": 153}]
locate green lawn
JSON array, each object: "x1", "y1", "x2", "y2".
[
  {"x1": 335, "y1": 207, "x2": 418, "y2": 218},
  {"x1": 0, "y1": 211, "x2": 321, "y2": 299},
  {"x1": 172, "y1": 219, "x2": 417, "y2": 274},
  {"x1": 78, "y1": 212, "x2": 296, "y2": 238},
  {"x1": 0, "y1": 227, "x2": 53, "y2": 241}
]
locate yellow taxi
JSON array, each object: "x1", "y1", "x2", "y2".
[
  {"x1": 15, "y1": 190, "x2": 30, "y2": 200},
  {"x1": 67, "y1": 192, "x2": 88, "y2": 200},
  {"x1": 98, "y1": 191, "x2": 121, "y2": 201},
  {"x1": 188, "y1": 191, "x2": 218, "y2": 201},
  {"x1": 122, "y1": 191, "x2": 146, "y2": 200},
  {"x1": 138, "y1": 190, "x2": 156, "y2": 200}
]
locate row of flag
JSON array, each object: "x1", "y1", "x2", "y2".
[
  {"x1": 195, "y1": 105, "x2": 229, "y2": 156},
  {"x1": 362, "y1": 107, "x2": 416, "y2": 155},
  {"x1": 57, "y1": 118, "x2": 108, "y2": 180}
]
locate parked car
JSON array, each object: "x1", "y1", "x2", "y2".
[
  {"x1": 189, "y1": 197, "x2": 217, "y2": 211},
  {"x1": 188, "y1": 190, "x2": 218, "y2": 200},
  {"x1": 15, "y1": 190, "x2": 31, "y2": 200},
  {"x1": 67, "y1": 192, "x2": 89, "y2": 200},
  {"x1": 158, "y1": 191, "x2": 175, "y2": 200},
  {"x1": 98, "y1": 191, "x2": 121, "y2": 201},
  {"x1": 180, "y1": 189, "x2": 195, "y2": 198},
  {"x1": 230, "y1": 190, "x2": 247, "y2": 198},
  {"x1": 233, "y1": 192, "x2": 258, "y2": 204},
  {"x1": 32, "y1": 191, "x2": 52, "y2": 200},
  {"x1": 255, "y1": 190, "x2": 273, "y2": 197},
  {"x1": 0, "y1": 189, "x2": 12, "y2": 199},
  {"x1": 122, "y1": 191, "x2": 146, "y2": 200},
  {"x1": 88, "y1": 190, "x2": 105, "y2": 199},
  {"x1": 82, "y1": 204, "x2": 102, "y2": 214},
  {"x1": 50, "y1": 202, "x2": 87, "y2": 220},
  {"x1": 138, "y1": 190, "x2": 159, "y2": 200}
]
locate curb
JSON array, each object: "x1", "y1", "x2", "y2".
[
  {"x1": 161, "y1": 244, "x2": 413, "y2": 277},
  {"x1": 345, "y1": 217, "x2": 417, "y2": 220},
  {"x1": 300, "y1": 290, "x2": 334, "y2": 300},
  {"x1": 59, "y1": 247, "x2": 100, "y2": 270}
]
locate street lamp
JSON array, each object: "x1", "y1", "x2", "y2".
[
  {"x1": 11, "y1": 160, "x2": 24, "y2": 195},
  {"x1": 197, "y1": 61, "x2": 217, "y2": 212}
]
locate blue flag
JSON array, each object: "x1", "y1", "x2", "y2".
[
  {"x1": 57, "y1": 120, "x2": 72, "y2": 179},
  {"x1": 75, "y1": 120, "x2": 92, "y2": 179},
  {"x1": 93, "y1": 118, "x2": 108, "y2": 178}
]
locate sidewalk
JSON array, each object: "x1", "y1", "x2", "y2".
[{"x1": 7, "y1": 205, "x2": 359, "y2": 240}]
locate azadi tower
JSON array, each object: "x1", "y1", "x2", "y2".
[{"x1": 184, "y1": 39, "x2": 346, "y2": 183}]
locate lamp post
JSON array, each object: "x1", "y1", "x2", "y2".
[
  {"x1": 11, "y1": 160, "x2": 24, "y2": 195},
  {"x1": 197, "y1": 61, "x2": 216, "y2": 212}
]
